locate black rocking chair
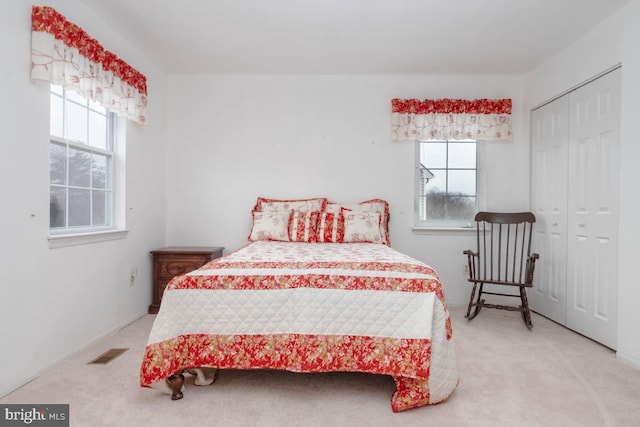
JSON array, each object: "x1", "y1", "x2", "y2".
[{"x1": 463, "y1": 212, "x2": 539, "y2": 328}]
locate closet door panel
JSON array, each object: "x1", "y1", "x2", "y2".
[
  {"x1": 566, "y1": 68, "x2": 620, "y2": 349},
  {"x1": 530, "y1": 96, "x2": 568, "y2": 324}
]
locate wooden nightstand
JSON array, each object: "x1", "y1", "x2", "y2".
[{"x1": 149, "y1": 246, "x2": 224, "y2": 314}]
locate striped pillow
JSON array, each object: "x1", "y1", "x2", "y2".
[
  {"x1": 316, "y1": 212, "x2": 345, "y2": 243},
  {"x1": 288, "y1": 211, "x2": 320, "y2": 243}
]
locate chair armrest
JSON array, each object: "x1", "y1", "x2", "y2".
[
  {"x1": 526, "y1": 253, "x2": 540, "y2": 284},
  {"x1": 463, "y1": 250, "x2": 478, "y2": 280}
]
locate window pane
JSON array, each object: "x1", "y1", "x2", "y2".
[
  {"x1": 68, "y1": 188, "x2": 90, "y2": 227},
  {"x1": 66, "y1": 101, "x2": 88, "y2": 144},
  {"x1": 68, "y1": 148, "x2": 91, "y2": 187},
  {"x1": 448, "y1": 142, "x2": 476, "y2": 169},
  {"x1": 50, "y1": 143, "x2": 67, "y2": 185},
  {"x1": 421, "y1": 142, "x2": 447, "y2": 168},
  {"x1": 448, "y1": 170, "x2": 476, "y2": 196},
  {"x1": 50, "y1": 94, "x2": 63, "y2": 138},
  {"x1": 424, "y1": 193, "x2": 446, "y2": 221},
  {"x1": 92, "y1": 153, "x2": 108, "y2": 189},
  {"x1": 446, "y1": 196, "x2": 476, "y2": 220},
  {"x1": 50, "y1": 186, "x2": 66, "y2": 228},
  {"x1": 424, "y1": 172, "x2": 446, "y2": 194},
  {"x1": 88, "y1": 110, "x2": 107, "y2": 149},
  {"x1": 92, "y1": 190, "x2": 108, "y2": 226},
  {"x1": 423, "y1": 194, "x2": 475, "y2": 222}
]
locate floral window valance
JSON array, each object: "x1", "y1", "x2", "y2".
[
  {"x1": 30, "y1": 6, "x2": 148, "y2": 124},
  {"x1": 391, "y1": 98, "x2": 512, "y2": 141}
]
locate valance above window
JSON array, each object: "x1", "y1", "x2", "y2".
[
  {"x1": 30, "y1": 6, "x2": 148, "y2": 124},
  {"x1": 391, "y1": 98, "x2": 512, "y2": 141}
]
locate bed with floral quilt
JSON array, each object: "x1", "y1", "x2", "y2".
[{"x1": 139, "y1": 198, "x2": 459, "y2": 412}]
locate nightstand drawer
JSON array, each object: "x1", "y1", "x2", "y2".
[{"x1": 157, "y1": 257, "x2": 208, "y2": 277}]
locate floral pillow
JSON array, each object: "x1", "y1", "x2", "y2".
[
  {"x1": 325, "y1": 199, "x2": 390, "y2": 245},
  {"x1": 342, "y1": 210, "x2": 383, "y2": 243},
  {"x1": 255, "y1": 197, "x2": 327, "y2": 213},
  {"x1": 288, "y1": 211, "x2": 320, "y2": 243},
  {"x1": 248, "y1": 211, "x2": 291, "y2": 242},
  {"x1": 316, "y1": 212, "x2": 345, "y2": 243}
]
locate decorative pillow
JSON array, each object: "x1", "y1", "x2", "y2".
[
  {"x1": 288, "y1": 211, "x2": 320, "y2": 243},
  {"x1": 255, "y1": 197, "x2": 327, "y2": 213},
  {"x1": 316, "y1": 212, "x2": 345, "y2": 243},
  {"x1": 342, "y1": 210, "x2": 383, "y2": 243},
  {"x1": 325, "y1": 199, "x2": 390, "y2": 245},
  {"x1": 248, "y1": 211, "x2": 291, "y2": 242}
]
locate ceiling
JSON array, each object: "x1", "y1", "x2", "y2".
[{"x1": 79, "y1": 0, "x2": 629, "y2": 75}]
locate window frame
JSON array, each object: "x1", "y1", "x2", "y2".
[
  {"x1": 48, "y1": 85, "x2": 127, "y2": 247},
  {"x1": 414, "y1": 139, "x2": 481, "y2": 229}
]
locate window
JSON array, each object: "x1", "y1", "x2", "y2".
[
  {"x1": 49, "y1": 85, "x2": 115, "y2": 234},
  {"x1": 415, "y1": 139, "x2": 477, "y2": 227}
]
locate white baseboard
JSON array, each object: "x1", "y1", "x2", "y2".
[
  {"x1": 616, "y1": 351, "x2": 640, "y2": 370},
  {"x1": 0, "y1": 313, "x2": 147, "y2": 398}
]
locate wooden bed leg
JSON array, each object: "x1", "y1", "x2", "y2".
[{"x1": 166, "y1": 371, "x2": 185, "y2": 400}]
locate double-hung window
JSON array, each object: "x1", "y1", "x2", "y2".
[
  {"x1": 415, "y1": 139, "x2": 477, "y2": 228},
  {"x1": 49, "y1": 85, "x2": 115, "y2": 234}
]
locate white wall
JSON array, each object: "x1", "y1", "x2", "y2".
[
  {"x1": 164, "y1": 74, "x2": 528, "y2": 306},
  {"x1": 0, "y1": 0, "x2": 167, "y2": 396},
  {"x1": 524, "y1": 0, "x2": 640, "y2": 368}
]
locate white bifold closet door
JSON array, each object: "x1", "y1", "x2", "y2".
[
  {"x1": 531, "y1": 94, "x2": 569, "y2": 326},
  {"x1": 531, "y1": 67, "x2": 620, "y2": 349},
  {"x1": 566, "y1": 68, "x2": 620, "y2": 349}
]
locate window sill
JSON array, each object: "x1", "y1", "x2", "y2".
[
  {"x1": 412, "y1": 226, "x2": 476, "y2": 233},
  {"x1": 48, "y1": 229, "x2": 129, "y2": 249}
]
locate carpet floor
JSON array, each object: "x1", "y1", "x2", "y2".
[{"x1": 2, "y1": 305, "x2": 639, "y2": 427}]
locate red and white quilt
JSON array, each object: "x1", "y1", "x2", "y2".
[{"x1": 140, "y1": 241, "x2": 458, "y2": 412}]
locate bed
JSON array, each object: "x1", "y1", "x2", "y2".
[{"x1": 139, "y1": 198, "x2": 459, "y2": 412}]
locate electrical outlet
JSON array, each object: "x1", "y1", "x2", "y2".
[{"x1": 463, "y1": 264, "x2": 469, "y2": 274}]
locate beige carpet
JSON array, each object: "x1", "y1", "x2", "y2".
[{"x1": 2, "y1": 305, "x2": 640, "y2": 427}]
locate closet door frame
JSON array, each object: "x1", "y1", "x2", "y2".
[{"x1": 530, "y1": 65, "x2": 620, "y2": 349}]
